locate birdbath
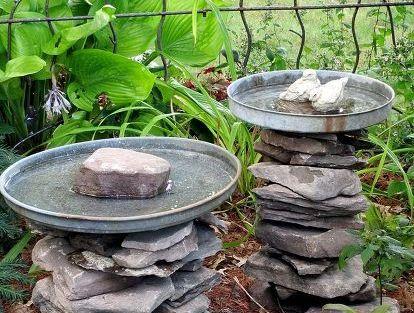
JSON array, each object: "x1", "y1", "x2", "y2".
[
  {"x1": 0, "y1": 137, "x2": 241, "y2": 313},
  {"x1": 228, "y1": 70, "x2": 400, "y2": 312}
]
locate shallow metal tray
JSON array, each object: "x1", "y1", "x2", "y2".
[
  {"x1": 228, "y1": 70, "x2": 395, "y2": 133},
  {"x1": 0, "y1": 137, "x2": 240, "y2": 234}
]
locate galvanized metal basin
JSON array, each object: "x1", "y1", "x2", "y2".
[
  {"x1": 228, "y1": 70, "x2": 395, "y2": 133},
  {"x1": 0, "y1": 137, "x2": 240, "y2": 234}
]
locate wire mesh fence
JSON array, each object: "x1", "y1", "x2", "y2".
[{"x1": 2, "y1": 0, "x2": 414, "y2": 74}]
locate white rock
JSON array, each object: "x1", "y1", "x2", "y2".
[
  {"x1": 309, "y1": 77, "x2": 349, "y2": 112},
  {"x1": 279, "y1": 69, "x2": 321, "y2": 102}
]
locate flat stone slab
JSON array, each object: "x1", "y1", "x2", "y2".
[
  {"x1": 34, "y1": 276, "x2": 175, "y2": 313},
  {"x1": 254, "y1": 184, "x2": 368, "y2": 216},
  {"x1": 256, "y1": 222, "x2": 357, "y2": 258},
  {"x1": 156, "y1": 294, "x2": 211, "y2": 313},
  {"x1": 182, "y1": 224, "x2": 222, "y2": 263},
  {"x1": 113, "y1": 226, "x2": 198, "y2": 268},
  {"x1": 197, "y1": 213, "x2": 228, "y2": 233},
  {"x1": 32, "y1": 237, "x2": 137, "y2": 300},
  {"x1": 69, "y1": 233, "x2": 123, "y2": 256},
  {"x1": 168, "y1": 267, "x2": 221, "y2": 305},
  {"x1": 249, "y1": 163, "x2": 361, "y2": 201},
  {"x1": 122, "y1": 222, "x2": 193, "y2": 252},
  {"x1": 254, "y1": 140, "x2": 293, "y2": 163},
  {"x1": 245, "y1": 253, "x2": 367, "y2": 299},
  {"x1": 345, "y1": 276, "x2": 377, "y2": 303},
  {"x1": 73, "y1": 147, "x2": 171, "y2": 198},
  {"x1": 263, "y1": 246, "x2": 334, "y2": 276},
  {"x1": 180, "y1": 259, "x2": 203, "y2": 272},
  {"x1": 260, "y1": 130, "x2": 354, "y2": 155},
  {"x1": 32, "y1": 277, "x2": 65, "y2": 313},
  {"x1": 247, "y1": 280, "x2": 280, "y2": 312},
  {"x1": 290, "y1": 153, "x2": 367, "y2": 170},
  {"x1": 259, "y1": 207, "x2": 363, "y2": 230},
  {"x1": 306, "y1": 297, "x2": 400, "y2": 313},
  {"x1": 70, "y1": 250, "x2": 184, "y2": 278}
]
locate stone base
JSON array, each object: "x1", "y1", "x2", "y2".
[
  {"x1": 245, "y1": 130, "x2": 399, "y2": 313},
  {"x1": 31, "y1": 214, "x2": 223, "y2": 313}
]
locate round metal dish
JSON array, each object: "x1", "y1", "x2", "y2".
[
  {"x1": 228, "y1": 70, "x2": 395, "y2": 133},
  {"x1": 0, "y1": 137, "x2": 241, "y2": 234}
]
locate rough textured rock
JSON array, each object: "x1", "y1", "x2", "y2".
[
  {"x1": 168, "y1": 267, "x2": 221, "y2": 305},
  {"x1": 263, "y1": 246, "x2": 334, "y2": 276},
  {"x1": 73, "y1": 147, "x2": 171, "y2": 198},
  {"x1": 309, "y1": 77, "x2": 348, "y2": 113},
  {"x1": 274, "y1": 285, "x2": 298, "y2": 300},
  {"x1": 32, "y1": 237, "x2": 137, "y2": 300},
  {"x1": 122, "y1": 222, "x2": 193, "y2": 252},
  {"x1": 254, "y1": 184, "x2": 368, "y2": 216},
  {"x1": 247, "y1": 280, "x2": 280, "y2": 312},
  {"x1": 261, "y1": 130, "x2": 354, "y2": 155},
  {"x1": 32, "y1": 237, "x2": 76, "y2": 272},
  {"x1": 113, "y1": 226, "x2": 198, "y2": 268},
  {"x1": 156, "y1": 295, "x2": 211, "y2": 313},
  {"x1": 256, "y1": 222, "x2": 357, "y2": 258},
  {"x1": 197, "y1": 213, "x2": 228, "y2": 233},
  {"x1": 254, "y1": 140, "x2": 293, "y2": 163},
  {"x1": 182, "y1": 224, "x2": 222, "y2": 262},
  {"x1": 180, "y1": 259, "x2": 203, "y2": 272},
  {"x1": 70, "y1": 250, "x2": 184, "y2": 278},
  {"x1": 306, "y1": 297, "x2": 400, "y2": 313},
  {"x1": 249, "y1": 163, "x2": 361, "y2": 200},
  {"x1": 259, "y1": 207, "x2": 363, "y2": 230},
  {"x1": 245, "y1": 253, "x2": 367, "y2": 299},
  {"x1": 69, "y1": 233, "x2": 123, "y2": 256},
  {"x1": 290, "y1": 153, "x2": 367, "y2": 170},
  {"x1": 34, "y1": 276, "x2": 175, "y2": 313},
  {"x1": 345, "y1": 276, "x2": 377, "y2": 303},
  {"x1": 278, "y1": 69, "x2": 321, "y2": 102},
  {"x1": 26, "y1": 220, "x2": 68, "y2": 237},
  {"x1": 32, "y1": 277, "x2": 64, "y2": 313}
]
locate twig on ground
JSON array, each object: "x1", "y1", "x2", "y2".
[{"x1": 233, "y1": 276, "x2": 270, "y2": 313}]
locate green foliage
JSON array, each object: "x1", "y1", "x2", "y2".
[{"x1": 339, "y1": 206, "x2": 414, "y2": 286}]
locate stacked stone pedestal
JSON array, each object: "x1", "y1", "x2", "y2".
[
  {"x1": 31, "y1": 214, "x2": 225, "y2": 313},
  {"x1": 245, "y1": 130, "x2": 399, "y2": 313}
]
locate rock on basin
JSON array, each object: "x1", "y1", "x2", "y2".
[{"x1": 73, "y1": 148, "x2": 171, "y2": 198}]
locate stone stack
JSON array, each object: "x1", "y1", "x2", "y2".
[
  {"x1": 31, "y1": 214, "x2": 225, "y2": 313},
  {"x1": 245, "y1": 130, "x2": 399, "y2": 312}
]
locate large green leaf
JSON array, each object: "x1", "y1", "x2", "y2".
[
  {"x1": 67, "y1": 49, "x2": 155, "y2": 111},
  {"x1": 90, "y1": 0, "x2": 161, "y2": 57},
  {"x1": 42, "y1": 4, "x2": 116, "y2": 55},
  {"x1": 0, "y1": 0, "x2": 31, "y2": 13},
  {"x1": 161, "y1": 0, "x2": 226, "y2": 67},
  {"x1": 0, "y1": 12, "x2": 52, "y2": 58},
  {"x1": 0, "y1": 55, "x2": 46, "y2": 82},
  {"x1": 34, "y1": 0, "x2": 75, "y2": 31}
]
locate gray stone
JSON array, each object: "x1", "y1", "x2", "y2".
[
  {"x1": 180, "y1": 259, "x2": 203, "y2": 272},
  {"x1": 168, "y1": 267, "x2": 220, "y2": 305},
  {"x1": 35, "y1": 275, "x2": 175, "y2": 313},
  {"x1": 263, "y1": 247, "x2": 334, "y2": 276},
  {"x1": 259, "y1": 207, "x2": 363, "y2": 230},
  {"x1": 122, "y1": 222, "x2": 193, "y2": 252},
  {"x1": 345, "y1": 276, "x2": 377, "y2": 303},
  {"x1": 32, "y1": 237, "x2": 138, "y2": 300},
  {"x1": 197, "y1": 213, "x2": 228, "y2": 233},
  {"x1": 256, "y1": 222, "x2": 357, "y2": 258},
  {"x1": 261, "y1": 130, "x2": 354, "y2": 155},
  {"x1": 290, "y1": 153, "x2": 367, "y2": 170},
  {"x1": 249, "y1": 163, "x2": 361, "y2": 201},
  {"x1": 73, "y1": 147, "x2": 171, "y2": 198},
  {"x1": 69, "y1": 233, "x2": 123, "y2": 256},
  {"x1": 245, "y1": 253, "x2": 367, "y2": 299},
  {"x1": 113, "y1": 226, "x2": 198, "y2": 268},
  {"x1": 274, "y1": 285, "x2": 297, "y2": 300},
  {"x1": 26, "y1": 220, "x2": 68, "y2": 237},
  {"x1": 254, "y1": 184, "x2": 368, "y2": 216},
  {"x1": 69, "y1": 250, "x2": 184, "y2": 278},
  {"x1": 156, "y1": 295, "x2": 211, "y2": 313},
  {"x1": 32, "y1": 277, "x2": 64, "y2": 313},
  {"x1": 247, "y1": 280, "x2": 280, "y2": 311},
  {"x1": 182, "y1": 225, "x2": 222, "y2": 262},
  {"x1": 254, "y1": 140, "x2": 293, "y2": 163},
  {"x1": 306, "y1": 297, "x2": 400, "y2": 313},
  {"x1": 32, "y1": 237, "x2": 76, "y2": 272}
]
